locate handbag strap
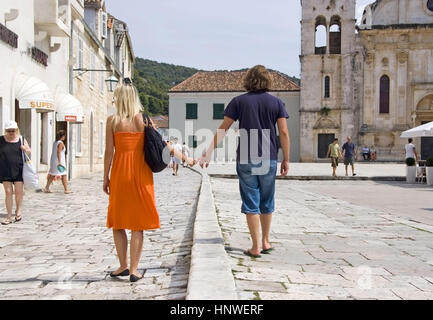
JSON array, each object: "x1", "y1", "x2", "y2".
[
  {"x1": 19, "y1": 136, "x2": 30, "y2": 162},
  {"x1": 142, "y1": 113, "x2": 152, "y2": 128}
]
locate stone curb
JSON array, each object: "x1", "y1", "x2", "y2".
[
  {"x1": 209, "y1": 174, "x2": 406, "y2": 182},
  {"x1": 186, "y1": 168, "x2": 238, "y2": 300}
]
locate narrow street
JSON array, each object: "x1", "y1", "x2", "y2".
[{"x1": 0, "y1": 168, "x2": 201, "y2": 300}]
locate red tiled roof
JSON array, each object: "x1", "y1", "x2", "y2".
[
  {"x1": 169, "y1": 71, "x2": 300, "y2": 93},
  {"x1": 151, "y1": 115, "x2": 168, "y2": 128}
]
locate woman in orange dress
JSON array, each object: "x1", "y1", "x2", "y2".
[{"x1": 103, "y1": 79, "x2": 194, "y2": 282}]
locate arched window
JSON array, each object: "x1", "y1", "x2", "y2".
[
  {"x1": 315, "y1": 16, "x2": 327, "y2": 55},
  {"x1": 329, "y1": 16, "x2": 341, "y2": 54},
  {"x1": 324, "y1": 76, "x2": 330, "y2": 98},
  {"x1": 379, "y1": 75, "x2": 390, "y2": 114}
]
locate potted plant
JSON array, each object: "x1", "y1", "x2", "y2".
[
  {"x1": 426, "y1": 157, "x2": 433, "y2": 186},
  {"x1": 405, "y1": 157, "x2": 416, "y2": 183}
]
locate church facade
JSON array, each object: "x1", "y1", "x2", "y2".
[{"x1": 300, "y1": 0, "x2": 433, "y2": 161}]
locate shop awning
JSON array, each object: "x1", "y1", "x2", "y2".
[
  {"x1": 15, "y1": 74, "x2": 55, "y2": 112},
  {"x1": 55, "y1": 90, "x2": 85, "y2": 123}
]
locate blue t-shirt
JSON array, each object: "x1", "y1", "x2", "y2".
[
  {"x1": 342, "y1": 142, "x2": 356, "y2": 158},
  {"x1": 224, "y1": 91, "x2": 289, "y2": 162}
]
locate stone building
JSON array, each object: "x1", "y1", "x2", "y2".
[
  {"x1": 169, "y1": 71, "x2": 301, "y2": 162},
  {"x1": 300, "y1": 0, "x2": 433, "y2": 161},
  {"x1": 68, "y1": 0, "x2": 135, "y2": 178}
]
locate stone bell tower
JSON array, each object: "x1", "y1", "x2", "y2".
[{"x1": 300, "y1": 0, "x2": 362, "y2": 161}]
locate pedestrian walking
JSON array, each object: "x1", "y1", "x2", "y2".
[
  {"x1": 0, "y1": 120, "x2": 31, "y2": 225},
  {"x1": 103, "y1": 79, "x2": 195, "y2": 282},
  {"x1": 199, "y1": 65, "x2": 291, "y2": 258},
  {"x1": 172, "y1": 138, "x2": 182, "y2": 176},
  {"x1": 182, "y1": 142, "x2": 190, "y2": 168},
  {"x1": 342, "y1": 136, "x2": 357, "y2": 177},
  {"x1": 43, "y1": 130, "x2": 72, "y2": 194},
  {"x1": 405, "y1": 138, "x2": 418, "y2": 161},
  {"x1": 326, "y1": 138, "x2": 343, "y2": 177}
]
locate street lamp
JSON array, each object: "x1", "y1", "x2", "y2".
[
  {"x1": 73, "y1": 68, "x2": 119, "y2": 92},
  {"x1": 105, "y1": 74, "x2": 119, "y2": 92}
]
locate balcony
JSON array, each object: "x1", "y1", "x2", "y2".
[{"x1": 34, "y1": 0, "x2": 71, "y2": 37}]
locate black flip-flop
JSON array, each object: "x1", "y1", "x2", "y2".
[
  {"x1": 1, "y1": 219, "x2": 12, "y2": 225},
  {"x1": 15, "y1": 216, "x2": 22, "y2": 223},
  {"x1": 243, "y1": 250, "x2": 261, "y2": 258},
  {"x1": 260, "y1": 247, "x2": 274, "y2": 254}
]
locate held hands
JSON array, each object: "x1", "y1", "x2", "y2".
[
  {"x1": 198, "y1": 152, "x2": 212, "y2": 169},
  {"x1": 186, "y1": 157, "x2": 197, "y2": 167}
]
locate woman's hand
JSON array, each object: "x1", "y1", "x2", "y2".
[
  {"x1": 186, "y1": 157, "x2": 197, "y2": 167},
  {"x1": 103, "y1": 178, "x2": 110, "y2": 195}
]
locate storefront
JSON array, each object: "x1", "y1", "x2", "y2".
[
  {"x1": 14, "y1": 73, "x2": 55, "y2": 170},
  {"x1": 55, "y1": 88, "x2": 85, "y2": 178}
]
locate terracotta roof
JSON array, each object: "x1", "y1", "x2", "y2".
[
  {"x1": 151, "y1": 115, "x2": 168, "y2": 129},
  {"x1": 169, "y1": 71, "x2": 300, "y2": 93}
]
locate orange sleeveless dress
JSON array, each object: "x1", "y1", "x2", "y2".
[{"x1": 107, "y1": 132, "x2": 160, "y2": 231}]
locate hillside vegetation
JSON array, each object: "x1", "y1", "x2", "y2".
[{"x1": 133, "y1": 58, "x2": 300, "y2": 116}]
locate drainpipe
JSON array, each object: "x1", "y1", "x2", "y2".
[{"x1": 68, "y1": 19, "x2": 74, "y2": 180}]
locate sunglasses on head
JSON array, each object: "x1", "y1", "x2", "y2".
[{"x1": 123, "y1": 77, "x2": 132, "y2": 85}]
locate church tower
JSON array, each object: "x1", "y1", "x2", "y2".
[{"x1": 300, "y1": 0, "x2": 362, "y2": 161}]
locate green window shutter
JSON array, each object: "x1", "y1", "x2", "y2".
[
  {"x1": 186, "y1": 103, "x2": 198, "y2": 119},
  {"x1": 189, "y1": 136, "x2": 197, "y2": 148},
  {"x1": 213, "y1": 104, "x2": 225, "y2": 120}
]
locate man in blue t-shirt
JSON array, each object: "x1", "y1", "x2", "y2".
[
  {"x1": 199, "y1": 65, "x2": 291, "y2": 258},
  {"x1": 342, "y1": 136, "x2": 357, "y2": 177}
]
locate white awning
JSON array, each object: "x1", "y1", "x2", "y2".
[
  {"x1": 15, "y1": 74, "x2": 55, "y2": 112},
  {"x1": 400, "y1": 121, "x2": 433, "y2": 138},
  {"x1": 55, "y1": 90, "x2": 85, "y2": 123}
]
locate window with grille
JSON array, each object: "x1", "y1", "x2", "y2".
[
  {"x1": 213, "y1": 104, "x2": 225, "y2": 119},
  {"x1": 324, "y1": 76, "x2": 330, "y2": 98},
  {"x1": 379, "y1": 75, "x2": 390, "y2": 114},
  {"x1": 186, "y1": 103, "x2": 198, "y2": 119}
]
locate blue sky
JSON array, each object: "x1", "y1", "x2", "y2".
[{"x1": 107, "y1": 0, "x2": 375, "y2": 78}]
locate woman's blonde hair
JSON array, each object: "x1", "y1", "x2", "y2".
[
  {"x1": 111, "y1": 80, "x2": 142, "y2": 129},
  {"x1": 243, "y1": 65, "x2": 273, "y2": 92}
]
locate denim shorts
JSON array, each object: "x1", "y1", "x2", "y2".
[{"x1": 236, "y1": 160, "x2": 278, "y2": 215}]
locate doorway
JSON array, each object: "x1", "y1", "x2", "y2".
[
  {"x1": 421, "y1": 121, "x2": 433, "y2": 160},
  {"x1": 318, "y1": 133, "x2": 335, "y2": 158}
]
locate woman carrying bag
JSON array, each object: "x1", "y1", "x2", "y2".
[
  {"x1": 103, "y1": 78, "x2": 196, "y2": 282},
  {"x1": 0, "y1": 120, "x2": 31, "y2": 225}
]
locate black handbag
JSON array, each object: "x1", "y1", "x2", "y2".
[{"x1": 142, "y1": 113, "x2": 169, "y2": 173}]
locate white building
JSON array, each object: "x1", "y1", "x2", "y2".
[
  {"x1": 0, "y1": 0, "x2": 72, "y2": 178},
  {"x1": 168, "y1": 71, "x2": 301, "y2": 162},
  {"x1": 0, "y1": 0, "x2": 135, "y2": 183}
]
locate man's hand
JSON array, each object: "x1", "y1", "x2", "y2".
[
  {"x1": 199, "y1": 152, "x2": 212, "y2": 169},
  {"x1": 281, "y1": 160, "x2": 290, "y2": 176}
]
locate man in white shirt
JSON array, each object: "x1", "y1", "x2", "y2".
[
  {"x1": 172, "y1": 138, "x2": 183, "y2": 176},
  {"x1": 405, "y1": 138, "x2": 418, "y2": 160},
  {"x1": 182, "y1": 142, "x2": 190, "y2": 168}
]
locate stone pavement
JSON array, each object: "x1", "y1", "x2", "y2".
[
  {"x1": 0, "y1": 167, "x2": 201, "y2": 300},
  {"x1": 204, "y1": 162, "x2": 405, "y2": 178},
  {"x1": 211, "y1": 178, "x2": 433, "y2": 300}
]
